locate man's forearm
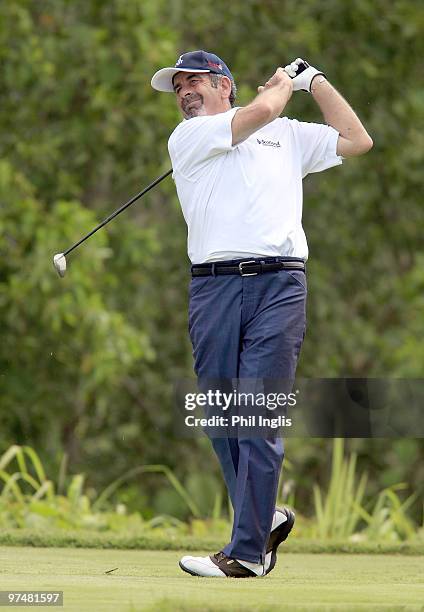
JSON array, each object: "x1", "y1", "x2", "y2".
[
  {"x1": 310, "y1": 76, "x2": 373, "y2": 156},
  {"x1": 255, "y1": 81, "x2": 293, "y2": 120},
  {"x1": 231, "y1": 68, "x2": 293, "y2": 146}
]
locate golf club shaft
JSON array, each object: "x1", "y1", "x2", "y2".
[{"x1": 63, "y1": 168, "x2": 173, "y2": 257}]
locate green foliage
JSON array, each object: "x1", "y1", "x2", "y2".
[
  {"x1": 1, "y1": 445, "x2": 422, "y2": 544},
  {"x1": 0, "y1": 160, "x2": 154, "y2": 471},
  {"x1": 313, "y1": 439, "x2": 368, "y2": 540},
  {"x1": 0, "y1": 445, "x2": 198, "y2": 530},
  {"x1": 354, "y1": 484, "x2": 419, "y2": 542},
  {"x1": 311, "y1": 440, "x2": 421, "y2": 541},
  {"x1": 0, "y1": 1, "x2": 423, "y2": 523}
]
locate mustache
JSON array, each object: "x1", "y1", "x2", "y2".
[{"x1": 181, "y1": 93, "x2": 204, "y2": 112}]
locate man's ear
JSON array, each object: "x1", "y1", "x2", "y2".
[{"x1": 220, "y1": 76, "x2": 232, "y2": 101}]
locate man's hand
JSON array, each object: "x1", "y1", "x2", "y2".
[
  {"x1": 257, "y1": 67, "x2": 293, "y2": 94},
  {"x1": 284, "y1": 58, "x2": 325, "y2": 93}
]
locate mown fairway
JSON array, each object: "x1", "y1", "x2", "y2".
[{"x1": 0, "y1": 547, "x2": 423, "y2": 611}]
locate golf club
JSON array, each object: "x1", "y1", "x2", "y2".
[{"x1": 53, "y1": 168, "x2": 172, "y2": 277}]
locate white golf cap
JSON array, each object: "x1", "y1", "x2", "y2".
[{"x1": 151, "y1": 50, "x2": 234, "y2": 93}]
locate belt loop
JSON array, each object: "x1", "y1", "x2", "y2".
[{"x1": 211, "y1": 263, "x2": 216, "y2": 277}]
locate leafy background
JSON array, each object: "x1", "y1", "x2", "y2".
[{"x1": 0, "y1": 0, "x2": 423, "y2": 523}]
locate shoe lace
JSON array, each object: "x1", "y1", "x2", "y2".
[{"x1": 214, "y1": 551, "x2": 227, "y2": 563}]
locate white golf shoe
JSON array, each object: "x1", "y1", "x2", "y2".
[
  {"x1": 179, "y1": 551, "x2": 264, "y2": 578},
  {"x1": 179, "y1": 507, "x2": 295, "y2": 578}
]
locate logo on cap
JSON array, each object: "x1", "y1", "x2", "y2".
[
  {"x1": 207, "y1": 60, "x2": 223, "y2": 71},
  {"x1": 175, "y1": 55, "x2": 184, "y2": 67}
]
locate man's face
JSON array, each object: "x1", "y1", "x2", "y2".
[{"x1": 173, "y1": 72, "x2": 230, "y2": 119}]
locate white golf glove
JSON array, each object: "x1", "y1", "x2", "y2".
[{"x1": 284, "y1": 58, "x2": 325, "y2": 92}]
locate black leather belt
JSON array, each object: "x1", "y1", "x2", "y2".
[{"x1": 191, "y1": 259, "x2": 305, "y2": 277}]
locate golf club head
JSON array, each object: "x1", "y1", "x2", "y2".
[{"x1": 53, "y1": 253, "x2": 67, "y2": 277}]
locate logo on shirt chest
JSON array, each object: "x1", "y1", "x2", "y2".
[{"x1": 256, "y1": 138, "x2": 281, "y2": 148}]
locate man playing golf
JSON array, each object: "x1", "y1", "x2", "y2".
[{"x1": 151, "y1": 50, "x2": 372, "y2": 578}]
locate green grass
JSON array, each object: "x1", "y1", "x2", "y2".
[
  {"x1": 0, "y1": 529, "x2": 424, "y2": 555},
  {"x1": 1, "y1": 547, "x2": 423, "y2": 611}
]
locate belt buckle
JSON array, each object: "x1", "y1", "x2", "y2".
[{"x1": 238, "y1": 260, "x2": 258, "y2": 277}]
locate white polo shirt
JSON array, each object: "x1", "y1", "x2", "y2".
[{"x1": 168, "y1": 107, "x2": 342, "y2": 264}]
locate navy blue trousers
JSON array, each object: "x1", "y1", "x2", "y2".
[{"x1": 188, "y1": 258, "x2": 307, "y2": 563}]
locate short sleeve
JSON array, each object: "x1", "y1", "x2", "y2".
[
  {"x1": 290, "y1": 119, "x2": 343, "y2": 178},
  {"x1": 168, "y1": 107, "x2": 239, "y2": 179}
]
